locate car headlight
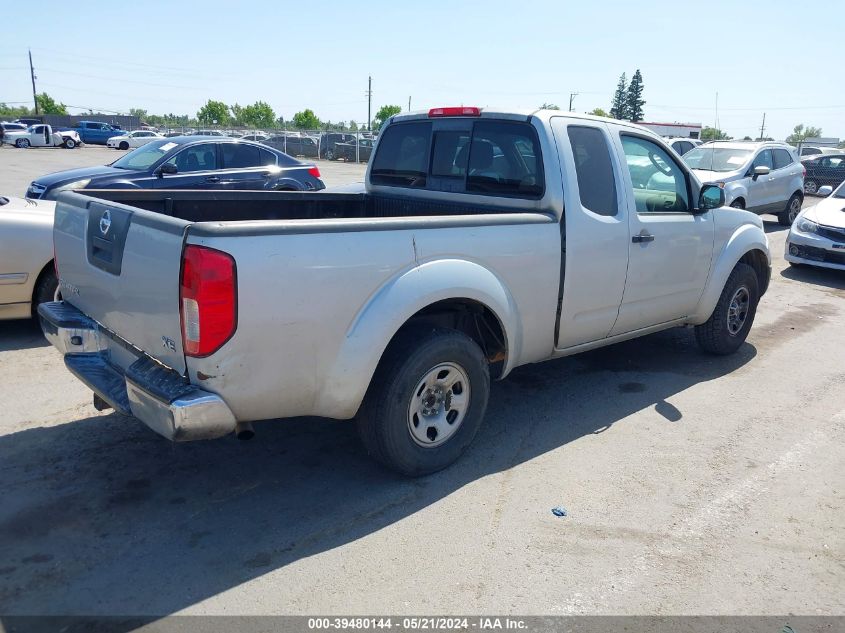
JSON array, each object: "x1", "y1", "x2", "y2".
[
  {"x1": 44, "y1": 179, "x2": 92, "y2": 200},
  {"x1": 796, "y1": 217, "x2": 818, "y2": 234}
]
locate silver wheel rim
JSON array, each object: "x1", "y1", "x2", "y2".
[
  {"x1": 727, "y1": 286, "x2": 750, "y2": 335},
  {"x1": 407, "y1": 362, "x2": 471, "y2": 448},
  {"x1": 804, "y1": 181, "x2": 817, "y2": 194},
  {"x1": 788, "y1": 198, "x2": 801, "y2": 222}
]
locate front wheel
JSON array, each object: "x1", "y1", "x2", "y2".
[
  {"x1": 16, "y1": 138, "x2": 30, "y2": 148},
  {"x1": 64, "y1": 138, "x2": 76, "y2": 149},
  {"x1": 778, "y1": 193, "x2": 802, "y2": 226},
  {"x1": 729, "y1": 199, "x2": 745, "y2": 209},
  {"x1": 357, "y1": 326, "x2": 490, "y2": 476},
  {"x1": 119, "y1": 141, "x2": 129, "y2": 150},
  {"x1": 695, "y1": 263, "x2": 759, "y2": 355},
  {"x1": 325, "y1": 149, "x2": 335, "y2": 161}
]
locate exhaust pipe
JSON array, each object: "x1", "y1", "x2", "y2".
[{"x1": 235, "y1": 421, "x2": 255, "y2": 441}]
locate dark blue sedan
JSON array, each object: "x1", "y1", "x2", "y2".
[{"x1": 26, "y1": 136, "x2": 325, "y2": 200}]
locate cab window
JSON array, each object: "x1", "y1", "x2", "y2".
[{"x1": 621, "y1": 135, "x2": 689, "y2": 213}]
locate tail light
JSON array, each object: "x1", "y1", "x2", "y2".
[
  {"x1": 802, "y1": 164, "x2": 806, "y2": 179},
  {"x1": 180, "y1": 245, "x2": 237, "y2": 357},
  {"x1": 308, "y1": 165, "x2": 321, "y2": 179},
  {"x1": 428, "y1": 106, "x2": 481, "y2": 117}
]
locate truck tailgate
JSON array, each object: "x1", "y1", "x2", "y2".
[{"x1": 53, "y1": 192, "x2": 190, "y2": 374}]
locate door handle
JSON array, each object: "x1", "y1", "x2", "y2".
[
  {"x1": 632, "y1": 232, "x2": 655, "y2": 243},
  {"x1": 205, "y1": 176, "x2": 220, "y2": 183}
]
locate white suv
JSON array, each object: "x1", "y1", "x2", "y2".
[{"x1": 683, "y1": 141, "x2": 805, "y2": 225}]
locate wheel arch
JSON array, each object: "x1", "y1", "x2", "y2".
[
  {"x1": 31, "y1": 258, "x2": 57, "y2": 307},
  {"x1": 313, "y1": 258, "x2": 520, "y2": 419},
  {"x1": 690, "y1": 226, "x2": 770, "y2": 324}
]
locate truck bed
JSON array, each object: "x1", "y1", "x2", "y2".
[{"x1": 80, "y1": 189, "x2": 537, "y2": 223}]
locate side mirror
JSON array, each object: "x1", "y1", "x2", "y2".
[
  {"x1": 156, "y1": 163, "x2": 177, "y2": 176},
  {"x1": 752, "y1": 165, "x2": 770, "y2": 178},
  {"x1": 817, "y1": 185, "x2": 833, "y2": 197},
  {"x1": 698, "y1": 184, "x2": 724, "y2": 211}
]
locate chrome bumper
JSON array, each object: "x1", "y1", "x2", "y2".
[{"x1": 38, "y1": 301, "x2": 236, "y2": 441}]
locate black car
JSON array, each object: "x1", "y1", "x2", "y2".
[
  {"x1": 335, "y1": 137, "x2": 376, "y2": 162},
  {"x1": 263, "y1": 135, "x2": 319, "y2": 158},
  {"x1": 802, "y1": 154, "x2": 845, "y2": 195},
  {"x1": 318, "y1": 133, "x2": 355, "y2": 160},
  {"x1": 26, "y1": 137, "x2": 325, "y2": 200}
]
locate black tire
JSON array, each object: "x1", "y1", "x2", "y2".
[
  {"x1": 119, "y1": 141, "x2": 129, "y2": 150},
  {"x1": 695, "y1": 263, "x2": 759, "y2": 355},
  {"x1": 778, "y1": 193, "x2": 802, "y2": 226},
  {"x1": 64, "y1": 138, "x2": 76, "y2": 149},
  {"x1": 16, "y1": 138, "x2": 29, "y2": 149},
  {"x1": 729, "y1": 199, "x2": 745, "y2": 209},
  {"x1": 803, "y1": 179, "x2": 819, "y2": 196},
  {"x1": 326, "y1": 149, "x2": 335, "y2": 161},
  {"x1": 32, "y1": 269, "x2": 58, "y2": 316},
  {"x1": 356, "y1": 326, "x2": 490, "y2": 476}
]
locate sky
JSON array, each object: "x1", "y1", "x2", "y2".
[{"x1": 1, "y1": 0, "x2": 842, "y2": 141}]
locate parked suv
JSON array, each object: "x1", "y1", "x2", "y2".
[
  {"x1": 666, "y1": 137, "x2": 702, "y2": 155},
  {"x1": 682, "y1": 141, "x2": 804, "y2": 225}
]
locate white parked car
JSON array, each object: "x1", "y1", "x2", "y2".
[
  {"x1": 0, "y1": 195, "x2": 57, "y2": 320},
  {"x1": 107, "y1": 129, "x2": 164, "y2": 150},
  {"x1": 785, "y1": 184, "x2": 845, "y2": 270},
  {"x1": 682, "y1": 141, "x2": 805, "y2": 225},
  {"x1": 4, "y1": 124, "x2": 81, "y2": 149}
]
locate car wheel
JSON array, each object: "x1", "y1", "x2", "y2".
[
  {"x1": 16, "y1": 138, "x2": 30, "y2": 148},
  {"x1": 778, "y1": 193, "x2": 802, "y2": 226},
  {"x1": 695, "y1": 263, "x2": 759, "y2": 355},
  {"x1": 326, "y1": 149, "x2": 335, "y2": 161},
  {"x1": 803, "y1": 179, "x2": 818, "y2": 195},
  {"x1": 119, "y1": 141, "x2": 129, "y2": 150},
  {"x1": 729, "y1": 199, "x2": 745, "y2": 209},
  {"x1": 64, "y1": 138, "x2": 76, "y2": 149},
  {"x1": 356, "y1": 326, "x2": 490, "y2": 476},
  {"x1": 32, "y1": 269, "x2": 59, "y2": 317}
]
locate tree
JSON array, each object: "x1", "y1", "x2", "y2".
[
  {"x1": 701, "y1": 127, "x2": 732, "y2": 141},
  {"x1": 625, "y1": 69, "x2": 645, "y2": 122},
  {"x1": 373, "y1": 104, "x2": 403, "y2": 130},
  {"x1": 35, "y1": 92, "x2": 67, "y2": 115},
  {"x1": 349, "y1": 120, "x2": 359, "y2": 131},
  {"x1": 230, "y1": 103, "x2": 244, "y2": 126},
  {"x1": 785, "y1": 123, "x2": 823, "y2": 145},
  {"x1": 742, "y1": 136, "x2": 752, "y2": 141},
  {"x1": 540, "y1": 103, "x2": 560, "y2": 110},
  {"x1": 196, "y1": 99, "x2": 230, "y2": 126},
  {"x1": 240, "y1": 101, "x2": 276, "y2": 128},
  {"x1": 0, "y1": 103, "x2": 32, "y2": 119},
  {"x1": 587, "y1": 107, "x2": 609, "y2": 117},
  {"x1": 292, "y1": 108, "x2": 320, "y2": 129},
  {"x1": 129, "y1": 108, "x2": 147, "y2": 119},
  {"x1": 610, "y1": 73, "x2": 627, "y2": 120}
]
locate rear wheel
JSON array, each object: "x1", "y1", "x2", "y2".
[
  {"x1": 695, "y1": 263, "x2": 759, "y2": 355},
  {"x1": 32, "y1": 269, "x2": 59, "y2": 316},
  {"x1": 804, "y1": 179, "x2": 818, "y2": 195},
  {"x1": 326, "y1": 149, "x2": 335, "y2": 160},
  {"x1": 778, "y1": 193, "x2": 802, "y2": 226},
  {"x1": 357, "y1": 326, "x2": 490, "y2": 476}
]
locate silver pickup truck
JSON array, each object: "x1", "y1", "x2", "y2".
[{"x1": 40, "y1": 108, "x2": 771, "y2": 475}]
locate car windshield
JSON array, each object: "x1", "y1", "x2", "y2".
[
  {"x1": 110, "y1": 139, "x2": 180, "y2": 170},
  {"x1": 833, "y1": 182, "x2": 845, "y2": 199},
  {"x1": 683, "y1": 147, "x2": 753, "y2": 172}
]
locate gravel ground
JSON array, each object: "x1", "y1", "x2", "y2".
[{"x1": 0, "y1": 143, "x2": 842, "y2": 620}]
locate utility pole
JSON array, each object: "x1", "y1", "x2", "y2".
[
  {"x1": 758, "y1": 112, "x2": 766, "y2": 141},
  {"x1": 366, "y1": 75, "x2": 372, "y2": 131},
  {"x1": 568, "y1": 92, "x2": 578, "y2": 112},
  {"x1": 29, "y1": 49, "x2": 38, "y2": 115},
  {"x1": 408, "y1": 96, "x2": 411, "y2": 112}
]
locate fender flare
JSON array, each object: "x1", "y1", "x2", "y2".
[
  {"x1": 689, "y1": 224, "x2": 770, "y2": 324},
  {"x1": 313, "y1": 258, "x2": 521, "y2": 419},
  {"x1": 724, "y1": 181, "x2": 748, "y2": 206},
  {"x1": 270, "y1": 177, "x2": 304, "y2": 191}
]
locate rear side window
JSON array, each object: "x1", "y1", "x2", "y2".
[
  {"x1": 222, "y1": 143, "x2": 261, "y2": 168},
  {"x1": 371, "y1": 121, "x2": 431, "y2": 187},
  {"x1": 467, "y1": 121, "x2": 543, "y2": 197},
  {"x1": 772, "y1": 149, "x2": 793, "y2": 169},
  {"x1": 567, "y1": 126, "x2": 617, "y2": 216},
  {"x1": 259, "y1": 148, "x2": 276, "y2": 166}
]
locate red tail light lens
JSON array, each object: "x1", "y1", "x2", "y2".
[
  {"x1": 180, "y1": 245, "x2": 237, "y2": 357},
  {"x1": 308, "y1": 165, "x2": 321, "y2": 179},
  {"x1": 428, "y1": 107, "x2": 481, "y2": 118},
  {"x1": 802, "y1": 164, "x2": 806, "y2": 178}
]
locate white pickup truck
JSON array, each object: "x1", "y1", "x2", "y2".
[{"x1": 40, "y1": 108, "x2": 770, "y2": 475}]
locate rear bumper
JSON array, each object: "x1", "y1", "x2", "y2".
[{"x1": 38, "y1": 301, "x2": 236, "y2": 441}]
